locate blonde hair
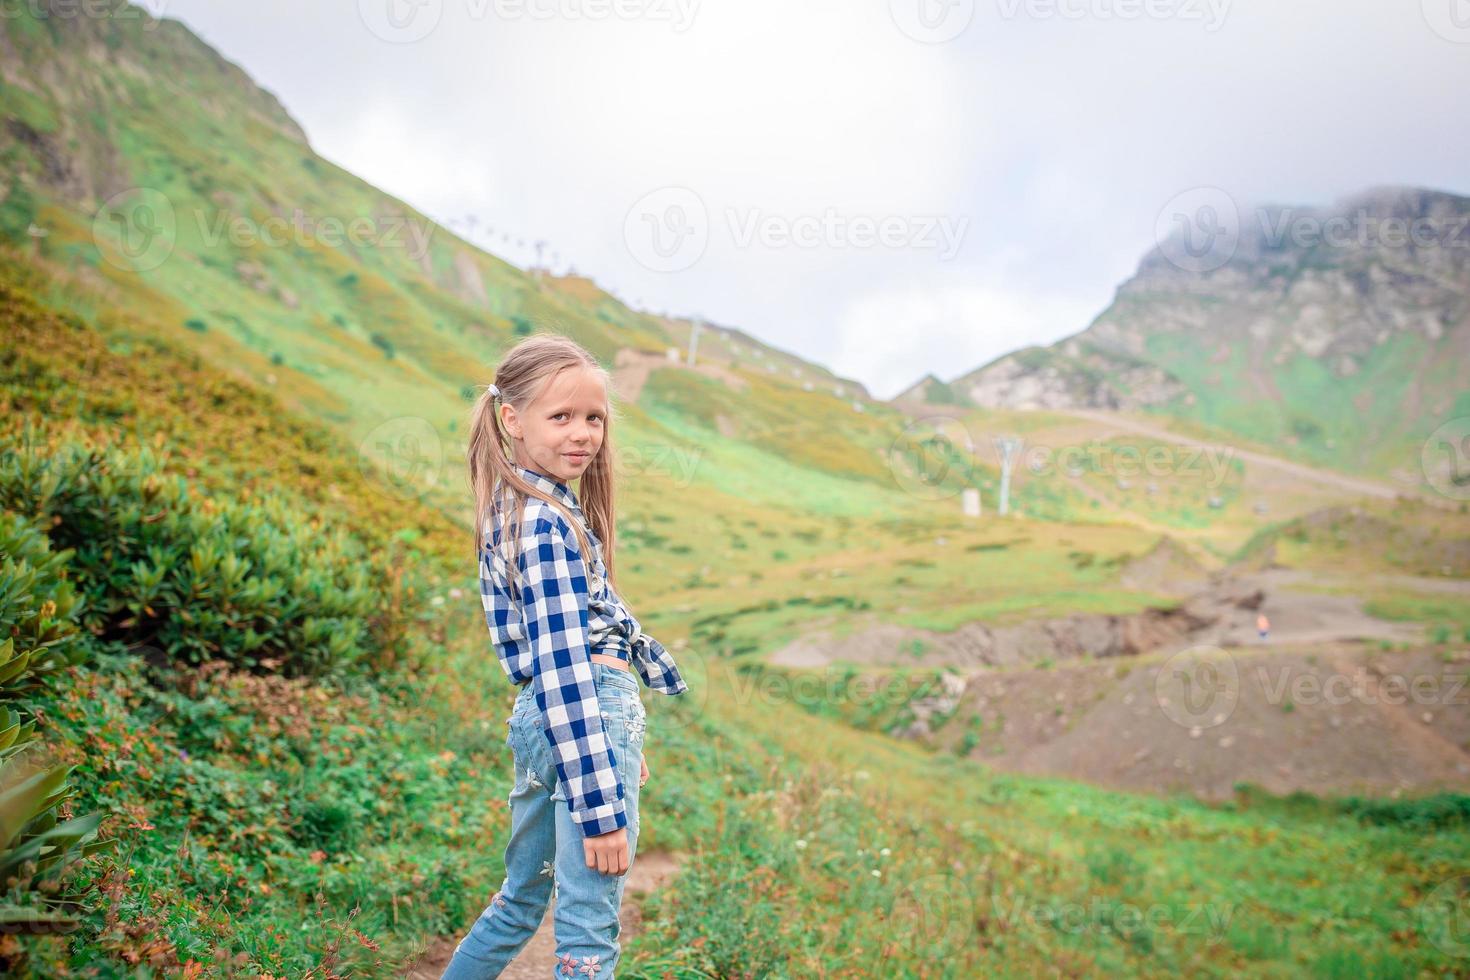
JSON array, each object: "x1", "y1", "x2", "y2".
[{"x1": 466, "y1": 334, "x2": 621, "y2": 601}]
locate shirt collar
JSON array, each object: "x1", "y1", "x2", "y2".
[{"x1": 515, "y1": 464, "x2": 583, "y2": 520}]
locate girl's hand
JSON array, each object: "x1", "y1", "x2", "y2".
[{"x1": 638, "y1": 756, "x2": 649, "y2": 788}]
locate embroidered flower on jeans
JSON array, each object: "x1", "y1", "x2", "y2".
[
  {"x1": 557, "y1": 952, "x2": 579, "y2": 976},
  {"x1": 539, "y1": 860, "x2": 554, "y2": 879},
  {"x1": 490, "y1": 889, "x2": 508, "y2": 910},
  {"x1": 578, "y1": 953, "x2": 603, "y2": 977},
  {"x1": 526, "y1": 766, "x2": 544, "y2": 789},
  {"x1": 626, "y1": 711, "x2": 645, "y2": 745}
]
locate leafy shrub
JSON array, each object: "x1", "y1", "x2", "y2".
[
  {"x1": 0, "y1": 436, "x2": 398, "y2": 678},
  {"x1": 0, "y1": 511, "x2": 111, "y2": 953},
  {"x1": 0, "y1": 511, "x2": 89, "y2": 700}
]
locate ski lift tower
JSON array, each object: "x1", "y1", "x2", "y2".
[
  {"x1": 687, "y1": 317, "x2": 703, "y2": 367},
  {"x1": 994, "y1": 435, "x2": 1022, "y2": 516}
]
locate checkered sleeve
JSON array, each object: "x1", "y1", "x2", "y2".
[{"x1": 519, "y1": 514, "x2": 628, "y2": 838}]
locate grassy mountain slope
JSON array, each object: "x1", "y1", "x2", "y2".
[{"x1": 3, "y1": 5, "x2": 1469, "y2": 977}]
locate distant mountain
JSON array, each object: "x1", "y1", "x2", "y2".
[{"x1": 899, "y1": 185, "x2": 1470, "y2": 480}]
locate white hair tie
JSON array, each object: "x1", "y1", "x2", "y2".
[{"x1": 487, "y1": 383, "x2": 501, "y2": 398}]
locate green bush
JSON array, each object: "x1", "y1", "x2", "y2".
[
  {"x1": 0, "y1": 436, "x2": 396, "y2": 678},
  {"x1": 0, "y1": 511, "x2": 111, "y2": 952},
  {"x1": 0, "y1": 511, "x2": 89, "y2": 700}
]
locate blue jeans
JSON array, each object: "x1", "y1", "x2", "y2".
[{"x1": 442, "y1": 662, "x2": 647, "y2": 979}]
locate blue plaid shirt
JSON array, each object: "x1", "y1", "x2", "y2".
[{"x1": 479, "y1": 465, "x2": 688, "y2": 836}]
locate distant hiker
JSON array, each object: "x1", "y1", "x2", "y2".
[
  {"x1": 1257, "y1": 613, "x2": 1270, "y2": 641},
  {"x1": 443, "y1": 335, "x2": 690, "y2": 979}
]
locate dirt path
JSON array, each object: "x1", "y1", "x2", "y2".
[
  {"x1": 1070, "y1": 409, "x2": 1414, "y2": 501},
  {"x1": 401, "y1": 850, "x2": 684, "y2": 978},
  {"x1": 612, "y1": 347, "x2": 748, "y2": 405}
]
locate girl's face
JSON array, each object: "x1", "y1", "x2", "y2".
[{"x1": 501, "y1": 365, "x2": 608, "y2": 484}]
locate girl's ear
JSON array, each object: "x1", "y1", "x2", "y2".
[{"x1": 500, "y1": 403, "x2": 520, "y2": 440}]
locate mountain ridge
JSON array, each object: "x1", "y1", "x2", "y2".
[{"x1": 895, "y1": 183, "x2": 1470, "y2": 483}]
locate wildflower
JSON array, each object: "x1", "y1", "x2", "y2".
[
  {"x1": 871, "y1": 869, "x2": 881, "y2": 878},
  {"x1": 794, "y1": 839, "x2": 807, "y2": 849},
  {"x1": 880, "y1": 847, "x2": 890, "y2": 856},
  {"x1": 431, "y1": 595, "x2": 446, "y2": 606}
]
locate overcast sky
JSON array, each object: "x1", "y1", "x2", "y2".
[{"x1": 159, "y1": 0, "x2": 1470, "y2": 399}]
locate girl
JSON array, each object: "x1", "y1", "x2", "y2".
[{"x1": 443, "y1": 335, "x2": 689, "y2": 980}]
